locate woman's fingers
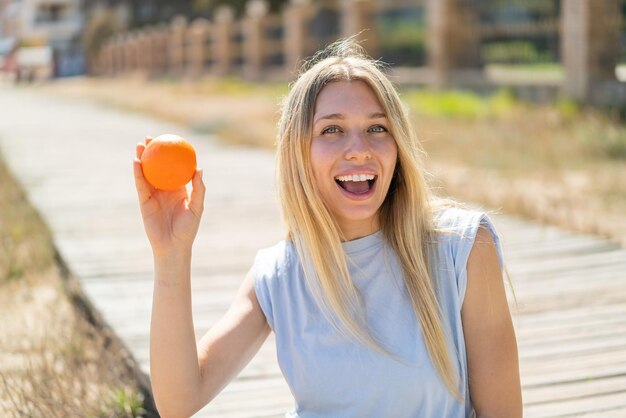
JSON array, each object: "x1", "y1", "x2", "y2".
[
  {"x1": 188, "y1": 168, "x2": 205, "y2": 218},
  {"x1": 137, "y1": 136, "x2": 153, "y2": 159},
  {"x1": 136, "y1": 142, "x2": 146, "y2": 159},
  {"x1": 136, "y1": 136, "x2": 153, "y2": 160},
  {"x1": 133, "y1": 158, "x2": 152, "y2": 202},
  {"x1": 135, "y1": 139, "x2": 158, "y2": 199}
]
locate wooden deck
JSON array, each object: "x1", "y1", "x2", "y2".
[{"x1": 1, "y1": 87, "x2": 625, "y2": 417}]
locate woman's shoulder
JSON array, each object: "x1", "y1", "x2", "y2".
[
  {"x1": 432, "y1": 204, "x2": 491, "y2": 236},
  {"x1": 253, "y1": 239, "x2": 297, "y2": 282},
  {"x1": 430, "y1": 203, "x2": 505, "y2": 304},
  {"x1": 431, "y1": 202, "x2": 504, "y2": 267},
  {"x1": 431, "y1": 203, "x2": 502, "y2": 259},
  {"x1": 252, "y1": 239, "x2": 302, "y2": 331}
]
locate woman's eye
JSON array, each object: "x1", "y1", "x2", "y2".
[
  {"x1": 321, "y1": 126, "x2": 341, "y2": 135},
  {"x1": 369, "y1": 125, "x2": 388, "y2": 133}
]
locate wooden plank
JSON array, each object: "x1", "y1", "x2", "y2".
[
  {"x1": 515, "y1": 303, "x2": 626, "y2": 327},
  {"x1": 521, "y1": 355, "x2": 626, "y2": 387},
  {"x1": 521, "y1": 359, "x2": 626, "y2": 390},
  {"x1": 517, "y1": 310, "x2": 626, "y2": 336},
  {"x1": 520, "y1": 336, "x2": 626, "y2": 363},
  {"x1": 577, "y1": 406, "x2": 626, "y2": 417},
  {"x1": 517, "y1": 320, "x2": 626, "y2": 350},
  {"x1": 523, "y1": 392, "x2": 626, "y2": 418},
  {"x1": 523, "y1": 375, "x2": 626, "y2": 406}
]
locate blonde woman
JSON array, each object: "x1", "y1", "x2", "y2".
[{"x1": 134, "y1": 40, "x2": 522, "y2": 417}]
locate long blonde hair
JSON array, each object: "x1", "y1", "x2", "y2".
[{"x1": 276, "y1": 39, "x2": 459, "y2": 396}]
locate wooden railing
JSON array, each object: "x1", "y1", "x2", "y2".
[{"x1": 92, "y1": 0, "x2": 624, "y2": 105}]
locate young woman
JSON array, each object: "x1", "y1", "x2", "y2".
[{"x1": 134, "y1": 40, "x2": 522, "y2": 417}]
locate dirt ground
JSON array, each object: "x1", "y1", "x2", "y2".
[{"x1": 0, "y1": 152, "x2": 156, "y2": 417}]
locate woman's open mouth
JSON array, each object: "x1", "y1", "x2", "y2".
[{"x1": 335, "y1": 174, "x2": 377, "y2": 195}]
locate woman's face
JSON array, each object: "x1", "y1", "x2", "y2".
[{"x1": 310, "y1": 80, "x2": 398, "y2": 241}]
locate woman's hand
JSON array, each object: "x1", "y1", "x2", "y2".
[{"x1": 134, "y1": 136, "x2": 206, "y2": 256}]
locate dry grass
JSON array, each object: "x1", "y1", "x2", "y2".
[
  {"x1": 0, "y1": 153, "x2": 155, "y2": 417},
  {"x1": 416, "y1": 110, "x2": 626, "y2": 245},
  {"x1": 35, "y1": 75, "x2": 626, "y2": 246}
]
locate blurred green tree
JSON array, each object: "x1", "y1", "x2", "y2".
[{"x1": 195, "y1": 0, "x2": 289, "y2": 16}]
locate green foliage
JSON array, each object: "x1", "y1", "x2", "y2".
[
  {"x1": 210, "y1": 77, "x2": 264, "y2": 95},
  {"x1": 4, "y1": 226, "x2": 28, "y2": 280},
  {"x1": 6, "y1": 266, "x2": 24, "y2": 281},
  {"x1": 556, "y1": 98, "x2": 580, "y2": 119},
  {"x1": 194, "y1": 76, "x2": 288, "y2": 97},
  {"x1": 488, "y1": 62, "x2": 563, "y2": 73},
  {"x1": 489, "y1": 89, "x2": 518, "y2": 117},
  {"x1": 600, "y1": 127, "x2": 626, "y2": 160},
  {"x1": 376, "y1": 5, "x2": 426, "y2": 66},
  {"x1": 482, "y1": 41, "x2": 552, "y2": 64},
  {"x1": 193, "y1": 0, "x2": 288, "y2": 17},
  {"x1": 487, "y1": 0, "x2": 559, "y2": 17},
  {"x1": 403, "y1": 89, "x2": 519, "y2": 120},
  {"x1": 378, "y1": 21, "x2": 426, "y2": 66},
  {"x1": 104, "y1": 388, "x2": 146, "y2": 418}
]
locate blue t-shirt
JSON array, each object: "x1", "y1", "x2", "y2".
[{"x1": 253, "y1": 208, "x2": 504, "y2": 418}]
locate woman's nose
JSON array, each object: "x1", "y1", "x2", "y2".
[{"x1": 344, "y1": 131, "x2": 372, "y2": 160}]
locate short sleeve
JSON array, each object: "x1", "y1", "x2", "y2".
[
  {"x1": 454, "y1": 212, "x2": 505, "y2": 306},
  {"x1": 252, "y1": 241, "x2": 291, "y2": 331},
  {"x1": 253, "y1": 250, "x2": 276, "y2": 330},
  {"x1": 438, "y1": 208, "x2": 504, "y2": 305}
]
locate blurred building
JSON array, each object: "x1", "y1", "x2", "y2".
[
  {"x1": 0, "y1": 0, "x2": 85, "y2": 79},
  {"x1": 0, "y1": 0, "x2": 19, "y2": 39}
]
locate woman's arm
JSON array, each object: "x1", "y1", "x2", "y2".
[
  {"x1": 196, "y1": 269, "x2": 271, "y2": 407},
  {"x1": 135, "y1": 140, "x2": 270, "y2": 417},
  {"x1": 150, "y1": 266, "x2": 270, "y2": 418},
  {"x1": 461, "y1": 226, "x2": 522, "y2": 418}
]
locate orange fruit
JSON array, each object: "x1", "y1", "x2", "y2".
[{"x1": 141, "y1": 134, "x2": 197, "y2": 191}]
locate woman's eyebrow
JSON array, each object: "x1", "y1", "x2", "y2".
[
  {"x1": 313, "y1": 112, "x2": 387, "y2": 125},
  {"x1": 313, "y1": 113, "x2": 344, "y2": 125}
]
